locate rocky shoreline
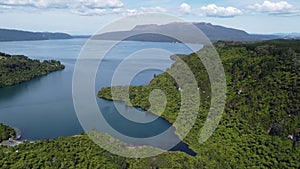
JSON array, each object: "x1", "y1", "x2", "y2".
[{"x1": 0, "y1": 127, "x2": 30, "y2": 147}]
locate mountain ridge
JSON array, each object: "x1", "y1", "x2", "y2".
[
  {"x1": 1, "y1": 24, "x2": 299, "y2": 42},
  {"x1": 0, "y1": 28, "x2": 72, "y2": 41},
  {"x1": 92, "y1": 22, "x2": 279, "y2": 43}
]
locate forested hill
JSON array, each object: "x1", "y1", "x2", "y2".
[
  {"x1": 99, "y1": 39, "x2": 300, "y2": 134},
  {"x1": 98, "y1": 39, "x2": 300, "y2": 168},
  {"x1": 0, "y1": 40, "x2": 299, "y2": 168},
  {"x1": 0, "y1": 28, "x2": 72, "y2": 41},
  {"x1": 0, "y1": 52, "x2": 65, "y2": 87}
]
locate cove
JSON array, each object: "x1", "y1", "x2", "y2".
[{"x1": 0, "y1": 39, "x2": 201, "y2": 156}]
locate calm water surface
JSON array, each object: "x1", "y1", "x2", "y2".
[{"x1": 0, "y1": 39, "x2": 201, "y2": 155}]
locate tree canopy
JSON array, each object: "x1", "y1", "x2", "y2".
[
  {"x1": 1, "y1": 39, "x2": 300, "y2": 168},
  {"x1": 0, "y1": 52, "x2": 65, "y2": 87}
]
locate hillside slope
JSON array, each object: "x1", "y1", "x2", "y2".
[
  {"x1": 0, "y1": 52, "x2": 65, "y2": 87},
  {"x1": 93, "y1": 22, "x2": 278, "y2": 43},
  {"x1": 99, "y1": 39, "x2": 300, "y2": 168},
  {"x1": 0, "y1": 28, "x2": 72, "y2": 41},
  {"x1": 0, "y1": 40, "x2": 299, "y2": 168}
]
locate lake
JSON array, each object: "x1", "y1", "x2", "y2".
[{"x1": 0, "y1": 39, "x2": 201, "y2": 155}]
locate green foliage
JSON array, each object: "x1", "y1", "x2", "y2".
[
  {"x1": 1, "y1": 40, "x2": 300, "y2": 168},
  {"x1": 99, "y1": 39, "x2": 300, "y2": 168},
  {"x1": 0, "y1": 134, "x2": 128, "y2": 169},
  {"x1": 0, "y1": 123, "x2": 15, "y2": 142},
  {"x1": 0, "y1": 132, "x2": 210, "y2": 169},
  {"x1": 0, "y1": 52, "x2": 65, "y2": 87}
]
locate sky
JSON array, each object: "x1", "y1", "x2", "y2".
[{"x1": 0, "y1": 0, "x2": 299, "y2": 35}]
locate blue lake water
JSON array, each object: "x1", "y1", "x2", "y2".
[{"x1": 0, "y1": 39, "x2": 201, "y2": 155}]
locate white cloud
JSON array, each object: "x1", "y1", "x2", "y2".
[
  {"x1": 0, "y1": 0, "x2": 124, "y2": 9},
  {"x1": 0, "y1": 0, "x2": 127, "y2": 16},
  {"x1": 249, "y1": 1, "x2": 292, "y2": 12},
  {"x1": 0, "y1": 0, "x2": 67, "y2": 8},
  {"x1": 72, "y1": 6, "x2": 167, "y2": 16},
  {"x1": 200, "y1": 4, "x2": 242, "y2": 18},
  {"x1": 79, "y1": 0, "x2": 124, "y2": 9},
  {"x1": 71, "y1": 7, "x2": 107, "y2": 16},
  {"x1": 140, "y1": 6, "x2": 166, "y2": 13},
  {"x1": 0, "y1": 5, "x2": 12, "y2": 9},
  {"x1": 179, "y1": 3, "x2": 191, "y2": 14},
  {"x1": 248, "y1": 1, "x2": 300, "y2": 16},
  {"x1": 123, "y1": 6, "x2": 167, "y2": 16}
]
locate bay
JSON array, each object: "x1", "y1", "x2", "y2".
[{"x1": 0, "y1": 39, "x2": 201, "y2": 155}]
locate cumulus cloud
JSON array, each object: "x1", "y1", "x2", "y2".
[
  {"x1": 140, "y1": 6, "x2": 166, "y2": 13},
  {"x1": 0, "y1": 0, "x2": 124, "y2": 9},
  {"x1": 121, "y1": 6, "x2": 167, "y2": 16},
  {"x1": 248, "y1": 1, "x2": 299, "y2": 16},
  {"x1": 0, "y1": 0, "x2": 169, "y2": 16},
  {"x1": 0, "y1": 5, "x2": 12, "y2": 9},
  {"x1": 0, "y1": 0, "x2": 67, "y2": 8},
  {"x1": 249, "y1": 1, "x2": 292, "y2": 11},
  {"x1": 73, "y1": 6, "x2": 167, "y2": 16},
  {"x1": 179, "y1": 3, "x2": 191, "y2": 14},
  {"x1": 71, "y1": 7, "x2": 107, "y2": 16},
  {"x1": 0, "y1": 0, "x2": 128, "y2": 16},
  {"x1": 200, "y1": 4, "x2": 242, "y2": 18},
  {"x1": 79, "y1": 0, "x2": 124, "y2": 9}
]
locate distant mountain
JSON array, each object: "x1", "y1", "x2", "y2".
[
  {"x1": 0, "y1": 28, "x2": 72, "y2": 41},
  {"x1": 72, "y1": 35, "x2": 91, "y2": 39},
  {"x1": 272, "y1": 33, "x2": 300, "y2": 39},
  {"x1": 92, "y1": 22, "x2": 279, "y2": 43}
]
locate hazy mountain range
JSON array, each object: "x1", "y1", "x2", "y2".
[
  {"x1": 1, "y1": 22, "x2": 299, "y2": 42},
  {"x1": 0, "y1": 28, "x2": 72, "y2": 41},
  {"x1": 92, "y1": 22, "x2": 283, "y2": 43}
]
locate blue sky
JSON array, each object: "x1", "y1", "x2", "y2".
[{"x1": 0, "y1": 0, "x2": 299, "y2": 34}]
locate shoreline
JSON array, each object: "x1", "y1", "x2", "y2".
[
  {"x1": 0, "y1": 127, "x2": 33, "y2": 147},
  {"x1": 98, "y1": 97, "x2": 196, "y2": 154}
]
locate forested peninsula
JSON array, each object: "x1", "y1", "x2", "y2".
[
  {"x1": 0, "y1": 52, "x2": 65, "y2": 148},
  {"x1": 0, "y1": 40, "x2": 299, "y2": 168},
  {"x1": 98, "y1": 39, "x2": 300, "y2": 168},
  {"x1": 0, "y1": 52, "x2": 65, "y2": 87}
]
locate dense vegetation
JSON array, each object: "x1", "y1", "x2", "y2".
[
  {"x1": 98, "y1": 39, "x2": 300, "y2": 168},
  {"x1": 0, "y1": 39, "x2": 299, "y2": 168},
  {"x1": 0, "y1": 133, "x2": 202, "y2": 169},
  {"x1": 0, "y1": 52, "x2": 65, "y2": 145},
  {"x1": 0, "y1": 123, "x2": 15, "y2": 143},
  {"x1": 0, "y1": 52, "x2": 65, "y2": 87}
]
